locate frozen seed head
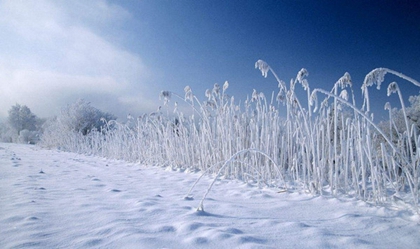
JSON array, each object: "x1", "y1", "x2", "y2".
[
  {"x1": 184, "y1": 86, "x2": 193, "y2": 102},
  {"x1": 387, "y1": 82, "x2": 399, "y2": 96},
  {"x1": 337, "y1": 72, "x2": 352, "y2": 89},
  {"x1": 160, "y1": 91, "x2": 171, "y2": 99},
  {"x1": 205, "y1": 89, "x2": 212, "y2": 99},
  {"x1": 184, "y1": 85, "x2": 191, "y2": 93},
  {"x1": 255, "y1": 60, "x2": 270, "y2": 78},
  {"x1": 173, "y1": 102, "x2": 178, "y2": 113},
  {"x1": 301, "y1": 79, "x2": 309, "y2": 91},
  {"x1": 213, "y1": 83, "x2": 220, "y2": 95},
  {"x1": 339, "y1": 89, "x2": 349, "y2": 101},
  {"x1": 363, "y1": 68, "x2": 387, "y2": 90},
  {"x1": 160, "y1": 91, "x2": 171, "y2": 105},
  {"x1": 296, "y1": 68, "x2": 309, "y2": 84},
  {"x1": 252, "y1": 89, "x2": 258, "y2": 102},
  {"x1": 223, "y1": 81, "x2": 229, "y2": 92},
  {"x1": 277, "y1": 89, "x2": 286, "y2": 103},
  {"x1": 384, "y1": 102, "x2": 391, "y2": 111},
  {"x1": 205, "y1": 100, "x2": 216, "y2": 109}
]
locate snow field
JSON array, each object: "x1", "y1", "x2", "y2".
[{"x1": 1, "y1": 143, "x2": 419, "y2": 248}]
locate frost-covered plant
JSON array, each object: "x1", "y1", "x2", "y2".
[
  {"x1": 39, "y1": 61, "x2": 420, "y2": 213},
  {"x1": 39, "y1": 99, "x2": 116, "y2": 151}
]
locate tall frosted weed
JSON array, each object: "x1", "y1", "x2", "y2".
[{"x1": 40, "y1": 61, "x2": 420, "y2": 213}]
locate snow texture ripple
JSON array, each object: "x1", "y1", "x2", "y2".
[{"x1": 0, "y1": 143, "x2": 419, "y2": 248}]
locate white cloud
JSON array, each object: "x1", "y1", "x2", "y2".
[{"x1": 0, "y1": 0, "x2": 156, "y2": 120}]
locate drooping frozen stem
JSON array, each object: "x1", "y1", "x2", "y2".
[{"x1": 255, "y1": 59, "x2": 270, "y2": 78}]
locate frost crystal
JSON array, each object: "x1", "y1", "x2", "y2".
[{"x1": 255, "y1": 60, "x2": 270, "y2": 78}]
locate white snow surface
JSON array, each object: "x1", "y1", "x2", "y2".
[{"x1": 1, "y1": 143, "x2": 419, "y2": 249}]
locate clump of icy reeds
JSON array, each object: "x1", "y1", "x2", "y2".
[{"x1": 40, "y1": 61, "x2": 420, "y2": 212}]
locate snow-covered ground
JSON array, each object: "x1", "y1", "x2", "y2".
[{"x1": 1, "y1": 143, "x2": 419, "y2": 249}]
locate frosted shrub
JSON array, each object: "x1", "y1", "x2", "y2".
[
  {"x1": 39, "y1": 99, "x2": 116, "y2": 152},
  {"x1": 40, "y1": 61, "x2": 420, "y2": 212},
  {"x1": 18, "y1": 129, "x2": 39, "y2": 144}
]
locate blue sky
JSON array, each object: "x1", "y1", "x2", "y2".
[{"x1": 0, "y1": 0, "x2": 419, "y2": 121}]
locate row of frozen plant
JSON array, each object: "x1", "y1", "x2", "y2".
[{"x1": 38, "y1": 60, "x2": 420, "y2": 211}]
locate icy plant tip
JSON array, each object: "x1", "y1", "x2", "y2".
[
  {"x1": 255, "y1": 59, "x2": 270, "y2": 78},
  {"x1": 252, "y1": 89, "x2": 258, "y2": 102},
  {"x1": 384, "y1": 102, "x2": 391, "y2": 111},
  {"x1": 363, "y1": 68, "x2": 387, "y2": 90},
  {"x1": 277, "y1": 88, "x2": 286, "y2": 103},
  {"x1": 184, "y1": 86, "x2": 193, "y2": 102},
  {"x1": 296, "y1": 68, "x2": 309, "y2": 86},
  {"x1": 223, "y1": 81, "x2": 229, "y2": 92},
  {"x1": 160, "y1": 91, "x2": 171, "y2": 105},
  {"x1": 213, "y1": 83, "x2": 220, "y2": 95},
  {"x1": 205, "y1": 89, "x2": 212, "y2": 100},
  {"x1": 387, "y1": 82, "x2": 399, "y2": 96},
  {"x1": 337, "y1": 72, "x2": 352, "y2": 89}
]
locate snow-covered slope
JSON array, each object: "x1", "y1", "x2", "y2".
[{"x1": 1, "y1": 143, "x2": 419, "y2": 248}]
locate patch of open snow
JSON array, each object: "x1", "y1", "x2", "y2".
[{"x1": 1, "y1": 143, "x2": 419, "y2": 248}]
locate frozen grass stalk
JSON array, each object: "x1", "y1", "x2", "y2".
[{"x1": 39, "y1": 61, "x2": 420, "y2": 213}]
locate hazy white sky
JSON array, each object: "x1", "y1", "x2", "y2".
[
  {"x1": 0, "y1": 0, "x2": 156, "y2": 120},
  {"x1": 0, "y1": 0, "x2": 419, "y2": 121}
]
